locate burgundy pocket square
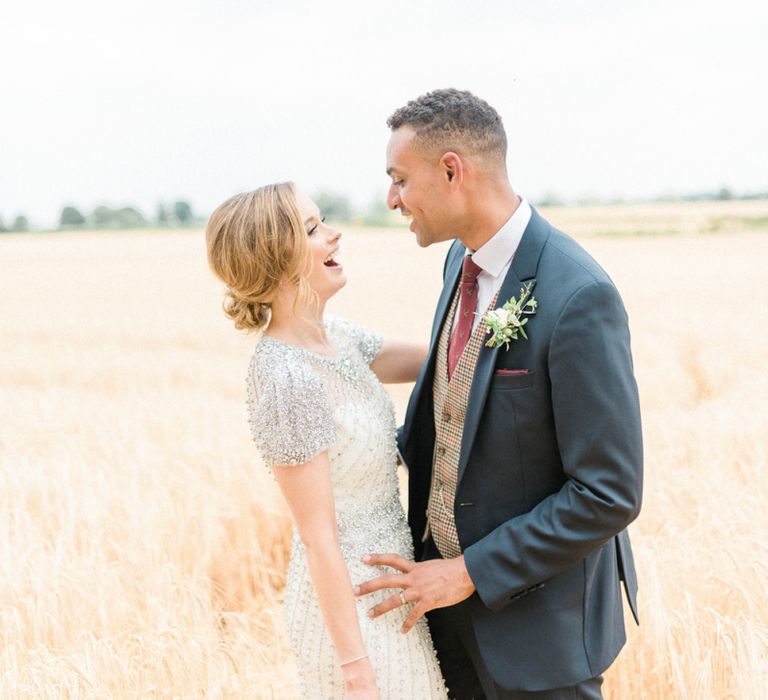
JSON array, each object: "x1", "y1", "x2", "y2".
[{"x1": 495, "y1": 369, "x2": 529, "y2": 376}]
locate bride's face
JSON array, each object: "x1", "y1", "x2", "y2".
[{"x1": 295, "y1": 190, "x2": 347, "y2": 301}]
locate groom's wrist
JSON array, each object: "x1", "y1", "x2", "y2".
[{"x1": 455, "y1": 555, "x2": 477, "y2": 596}]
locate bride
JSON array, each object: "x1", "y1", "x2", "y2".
[{"x1": 205, "y1": 182, "x2": 447, "y2": 699}]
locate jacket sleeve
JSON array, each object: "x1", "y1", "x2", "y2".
[{"x1": 463, "y1": 280, "x2": 643, "y2": 611}]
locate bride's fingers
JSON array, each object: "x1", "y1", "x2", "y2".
[{"x1": 362, "y1": 553, "x2": 413, "y2": 572}]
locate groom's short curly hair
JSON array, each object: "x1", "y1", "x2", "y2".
[{"x1": 387, "y1": 88, "x2": 507, "y2": 164}]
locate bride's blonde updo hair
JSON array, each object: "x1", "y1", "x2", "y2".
[{"x1": 205, "y1": 182, "x2": 313, "y2": 332}]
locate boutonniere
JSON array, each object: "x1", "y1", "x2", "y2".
[{"x1": 482, "y1": 281, "x2": 538, "y2": 350}]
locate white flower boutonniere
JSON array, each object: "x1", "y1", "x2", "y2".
[{"x1": 483, "y1": 281, "x2": 538, "y2": 350}]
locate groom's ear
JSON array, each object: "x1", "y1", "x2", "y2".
[{"x1": 440, "y1": 152, "x2": 463, "y2": 187}]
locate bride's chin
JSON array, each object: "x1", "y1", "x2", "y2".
[{"x1": 321, "y1": 277, "x2": 347, "y2": 300}]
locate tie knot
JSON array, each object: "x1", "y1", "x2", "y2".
[{"x1": 461, "y1": 255, "x2": 482, "y2": 283}]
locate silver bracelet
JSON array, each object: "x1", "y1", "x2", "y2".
[{"x1": 339, "y1": 654, "x2": 368, "y2": 667}]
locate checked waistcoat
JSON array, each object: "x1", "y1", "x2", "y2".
[{"x1": 427, "y1": 284, "x2": 500, "y2": 559}]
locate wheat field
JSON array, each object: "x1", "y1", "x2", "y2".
[{"x1": 1, "y1": 200, "x2": 767, "y2": 698}]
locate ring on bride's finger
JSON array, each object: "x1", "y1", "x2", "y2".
[{"x1": 399, "y1": 591, "x2": 407, "y2": 606}]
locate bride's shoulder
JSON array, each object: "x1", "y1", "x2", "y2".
[
  {"x1": 247, "y1": 335, "x2": 319, "y2": 395},
  {"x1": 323, "y1": 314, "x2": 357, "y2": 348},
  {"x1": 324, "y1": 315, "x2": 382, "y2": 365},
  {"x1": 246, "y1": 337, "x2": 336, "y2": 469},
  {"x1": 323, "y1": 314, "x2": 351, "y2": 335}
]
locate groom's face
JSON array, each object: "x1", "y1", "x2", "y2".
[{"x1": 386, "y1": 127, "x2": 457, "y2": 248}]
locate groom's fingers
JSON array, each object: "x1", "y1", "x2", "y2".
[
  {"x1": 353, "y1": 553, "x2": 413, "y2": 596},
  {"x1": 354, "y1": 572, "x2": 406, "y2": 596},
  {"x1": 362, "y1": 553, "x2": 413, "y2": 572},
  {"x1": 400, "y1": 602, "x2": 428, "y2": 634},
  {"x1": 364, "y1": 587, "x2": 432, "y2": 629},
  {"x1": 366, "y1": 592, "x2": 406, "y2": 619}
]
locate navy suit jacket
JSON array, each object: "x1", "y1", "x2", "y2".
[{"x1": 399, "y1": 208, "x2": 643, "y2": 691}]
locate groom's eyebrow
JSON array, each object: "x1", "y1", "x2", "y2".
[{"x1": 386, "y1": 166, "x2": 398, "y2": 176}]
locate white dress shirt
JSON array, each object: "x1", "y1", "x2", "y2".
[{"x1": 465, "y1": 198, "x2": 532, "y2": 332}]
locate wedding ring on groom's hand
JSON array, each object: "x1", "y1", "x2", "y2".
[{"x1": 399, "y1": 591, "x2": 407, "y2": 606}]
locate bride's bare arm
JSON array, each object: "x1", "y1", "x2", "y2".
[
  {"x1": 273, "y1": 453, "x2": 380, "y2": 697},
  {"x1": 371, "y1": 340, "x2": 428, "y2": 383}
]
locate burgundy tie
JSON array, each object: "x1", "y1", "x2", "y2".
[{"x1": 448, "y1": 254, "x2": 482, "y2": 380}]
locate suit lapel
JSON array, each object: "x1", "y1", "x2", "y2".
[
  {"x1": 429, "y1": 242, "x2": 464, "y2": 352},
  {"x1": 401, "y1": 241, "x2": 463, "y2": 456},
  {"x1": 457, "y1": 207, "x2": 550, "y2": 485}
]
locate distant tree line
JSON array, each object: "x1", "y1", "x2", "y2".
[
  {"x1": 2, "y1": 187, "x2": 767, "y2": 233},
  {"x1": 0, "y1": 214, "x2": 30, "y2": 232},
  {"x1": 0, "y1": 200, "x2": 196, "y2": 233},
  {"x1": 535, "y1": 187, "x2": 768, "y2": 208},
  {"x1": 0, "y1": 193, "x2": 401, "y2": 233},
  {"x1": 57, "y1": 200, "x2": 195, "y2": 230}
]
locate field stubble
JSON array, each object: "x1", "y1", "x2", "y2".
[{"x1": 1, "y1": 201, "x2": 767, "y2": 698}]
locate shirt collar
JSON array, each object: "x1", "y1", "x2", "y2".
[{"x1": 467, "y1": 198, "x2": 532, "y2": 278}]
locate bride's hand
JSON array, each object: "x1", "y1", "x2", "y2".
[{"x1": 341, "y1": 657, "x2": 380, "y2": 699}]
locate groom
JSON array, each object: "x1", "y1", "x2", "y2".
[{"x1": 355, "y1": 89, "x2": 643, "y2": 699}]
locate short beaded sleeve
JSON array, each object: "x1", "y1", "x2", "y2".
[
  {"x1": 246, "y1": 350, "x2": 337, "y2": 468},
  {"x1": 325, "y1": 316, "x2": 383, "y2": 365}
]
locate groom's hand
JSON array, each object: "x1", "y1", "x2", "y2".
[{"x1": 354, "y1": 553, "x2": 476, "y2": 633}]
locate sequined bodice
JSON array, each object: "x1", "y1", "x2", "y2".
[{"x1": 246, "y1": 316, "x2": 400, "y2": 519}]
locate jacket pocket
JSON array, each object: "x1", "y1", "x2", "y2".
[{"x1": 491, "y1": 370, "x2": 536, "y2": 390}]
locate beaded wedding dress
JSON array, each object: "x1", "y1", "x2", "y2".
[{"x1": 247, "y1": 316, "x2": 447, "y2": 699}]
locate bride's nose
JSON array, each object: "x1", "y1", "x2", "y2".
[{"x1": 328, "y1": 227, "x2": 342, "y2": 242}]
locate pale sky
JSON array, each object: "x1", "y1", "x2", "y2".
[{"x1": 2, "y1": 0, "x2": 766, "y2": 227}]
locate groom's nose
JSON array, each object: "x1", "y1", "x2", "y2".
[{"x1": 386, "y1": 184, "x2": 400, "y2": 211}]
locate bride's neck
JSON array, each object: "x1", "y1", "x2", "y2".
[{"x1": 266, "y1": 291, "x2": 329, "y2": 347}]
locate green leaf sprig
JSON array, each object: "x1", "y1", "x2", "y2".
[{"x1": 483, "y1": 282, "x2": 538, "y2": 350}]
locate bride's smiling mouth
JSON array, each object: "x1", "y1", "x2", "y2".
[{"x1": 323, "y1": 249, "x2": 342, "y2": 268}]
